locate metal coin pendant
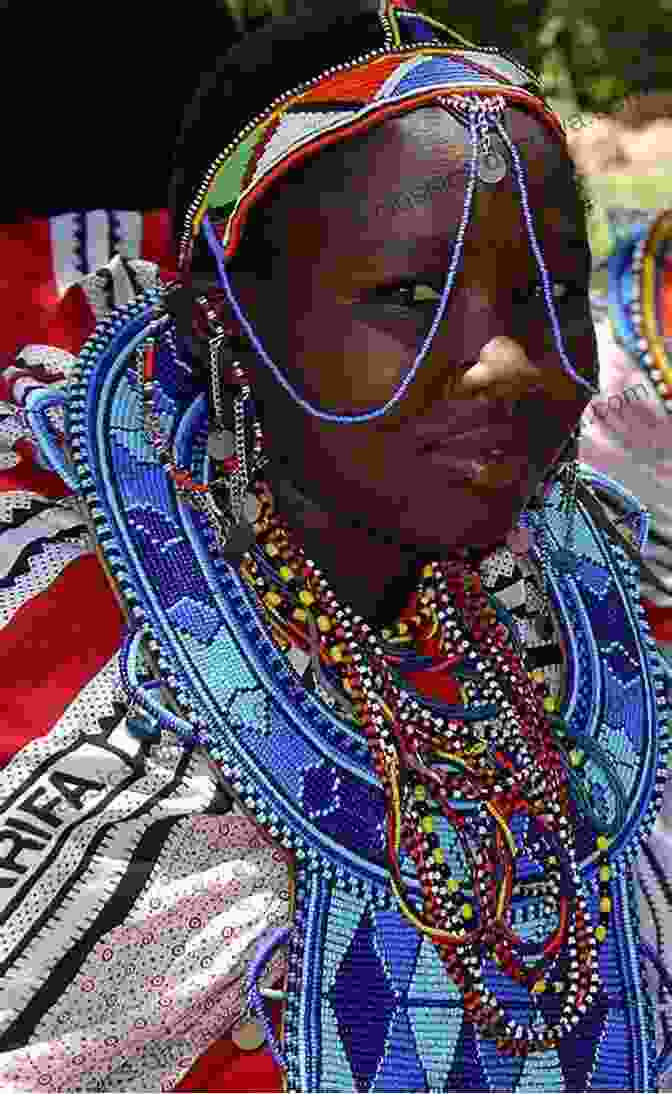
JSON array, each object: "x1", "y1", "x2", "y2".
[
  {"x1": 221, "y1": 517, "x2": 256, "y2": 561},
  {"x1": 232, "y1": 1018, "x2": 267, "y2": 1052},
  {"x1": 243, "y1": 492, "x2": 261, "y2": 524},
  {"x1": 478, "y1": 148, "x2": 507, "y2": 184},
  {"x1": 208, "y1": 428, "x2": 235, "y2": 461}
]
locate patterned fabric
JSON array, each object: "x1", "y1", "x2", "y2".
[
  {"x1": 177, "y1": 3, "x2": 558, "y2": 269},
  {"x1": 44, "y1": 270, "x2": 669, "y2": 1091},
  {"x1": 0, "y1": 213, "x2": 289, "y2": 1093}
]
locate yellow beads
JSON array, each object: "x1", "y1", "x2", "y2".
[
  {"x1": 596, "y1": 835, "x2": 610, "y2": 852},
  {"x1": 414, "y1": 785, "x2": 427, "y2": 801},
  {"x1": 263, "y1": 591, "x2": 282, "y2": 609},
  {"x1": 543, "y1": 696, "x2": 556, "y2": 713},
  {"x1": 600, "y1": 865, "x2": 611, "y2": 883},
  {"x1": 461, "y1": 903, "x2": 474, "y2": 921},
  {"x1": 600, "y1": 897, "x2": 612, "y2": 914},
  {"x1": 421, "y1": 816, "x2": 434, "y2": 833},
  {"x1": 595, "y1": 925, "x2": 607, "y2": 943},
  {"x1": 292, "y1": 608, "x2": 308, "y2": 623},
  {"x1": 569, "y1": 749, "x2": 584, "y2": 768},
  {"x1": 531, "y1": 979, "x2": 547, "y2": 994},
  {"x1": 278, "y1": 565, "x2": 294, "y2": 582},
  {"x1": 299, "y1": 590, "x2": 315, "y2": 607},
  {"x1": 329, "y1": 644, "x2": 344, "y2": 662},
  {"x1": 265, "y1": 542, "x2": 280, "y2": 558},
  {"x1": 422, "y1": 564, "x2": 434, "y2": 579},
  {"x1": 447, "y1": 878, "x2": 460, "y2": 893},
  {"x1": 531, "y1": 669, "x2": 545, "y2": 684},
  {"x1": 317, "y1": 615, "x2": 332, "y2": 633},
  {"x1": 432, "y1": 848, "x2": 444, "y2": 864}
]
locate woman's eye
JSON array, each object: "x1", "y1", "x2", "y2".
[
  {"x1": 382, "y1": 282, "x2": 443, "y2": 308},
  {"x1": 532, "y1": 280, "x2": 582, "y2": 305}
]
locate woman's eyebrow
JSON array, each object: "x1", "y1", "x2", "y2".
[{"x1": 345, "y1": 231, "x2": 462, "y2": 285}]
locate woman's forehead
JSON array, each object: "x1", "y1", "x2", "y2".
[
  {"x1": 261, "y1": 106, "x2": 581, "y2": 269},
  {"x1": 267, "y1": 106, "x2": 574, "y2": 226}
]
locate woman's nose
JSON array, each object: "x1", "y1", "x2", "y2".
[{"x1": 451, "y1": 337, "x2": 543, "y2": 401}]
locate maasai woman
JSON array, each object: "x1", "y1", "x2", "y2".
[{"x1": 2, "y1": 3, "x2": 672, "y2": 1092}]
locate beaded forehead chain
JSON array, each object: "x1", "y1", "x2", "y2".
[{"x1": 177, "y1": 2, "x2": 598, "y2": 426}]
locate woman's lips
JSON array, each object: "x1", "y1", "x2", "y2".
[
  {"x1": 421, "y1": 451, "x2": 533, "y2": 488},
  {"x1": 416, "y1": 422, "x2": 519, "y2": 457},
  {"x1": 417, "y1": 424, "x2": 536, "y2": 488}
]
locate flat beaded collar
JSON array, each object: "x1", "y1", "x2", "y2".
[{"x1": 23, "y1": 285, "x2": 670, "y2": 1090}]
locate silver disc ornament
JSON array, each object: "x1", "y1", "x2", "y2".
[
  {"x1": 207, "y1": 427, "x2": 235, "y2": 461},
  {"x1": 478, "y1": 136, "x2": 507, "y2": 184},
  {"x1": 232, "y1": 1017, "x2": 267, "y2": 1052}
]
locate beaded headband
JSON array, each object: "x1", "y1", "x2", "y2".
[
  {"x1": 607, "y1": 207, "x2": 672, "y2": 415},
  {"x1": 176, "y1": 2, "x2": 566, "y2": 272}
]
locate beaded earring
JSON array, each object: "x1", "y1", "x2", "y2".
[
  {"x1": 522, "y1": 427, "x2": 581, "y2": 585},
  {"x1": 199, "y1": 298, "x2": 266, "y2": 561},
  {"x1": 555, "y1": 428, "x2": 580, "y2": 570},
  {"x1": 137, "y1": 294, "x2": 266, "y2": 564}
]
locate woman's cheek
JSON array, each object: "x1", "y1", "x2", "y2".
[{"x1": 296, "y1": 314, "x2": 418, "y2": 407}]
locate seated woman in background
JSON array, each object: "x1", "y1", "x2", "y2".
[
  {"x1": 581, "y1": 207, "x2": 672, "y2": 662},
  {"x1": 1, "y1": 3, "x2": 672, "y2": 1091}
]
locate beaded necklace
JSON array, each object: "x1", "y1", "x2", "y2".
[
  {"x1": 233, "y1": 480, "x2": 614, "y2": 1055},
  {"x1": 609, "y1": 207, "x2": 672, "y2": 415}
]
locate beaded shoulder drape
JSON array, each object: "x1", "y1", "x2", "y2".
[{"x1": 25, "y1": 286, "x2": 671, "y2": 1092}]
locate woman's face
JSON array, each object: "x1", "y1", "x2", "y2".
[{"x1": 218, "y1": 104, "x2": 597, "y2": 554}]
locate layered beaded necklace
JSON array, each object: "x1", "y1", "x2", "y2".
[
  {"x1": 146, "y1": 293, "x2": 618, "y2": 1053},
  {"x1": 233, "y1": 477, "x2": 614, "y2": 1056}
]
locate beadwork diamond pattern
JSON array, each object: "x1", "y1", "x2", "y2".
[
  {"x1": 167, "y1": 596, "x2": 221, "y2": 645},
  {"x1": 574, "y1": 560, "x2": 612, "y2": 599},
  {"x1": 328, "y1": 906, "x2": 398, "y2": 1092},
  {"x1": 373, "y1": 909, "x2": 421, "y2": 994},
  {"x1": 300, "y1": 759, "x2": 343, "y2": 820},
  {"x1": 318, "y1": 873, "x2": 641, "y2": 1092},
  {"x1": 370, "y1": 1008, "x2": 427, "y2": 1092},
  {"x1": 392, "y1": 57, "x2": 495, "y2": 95}
]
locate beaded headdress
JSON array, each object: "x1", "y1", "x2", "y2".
[{"x1": 175, "y1": 2, "x2": 567, "y2": 271}]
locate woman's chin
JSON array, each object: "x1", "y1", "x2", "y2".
[{"x1": 395, "y1": 481, "x2": 535, "y2": 555}]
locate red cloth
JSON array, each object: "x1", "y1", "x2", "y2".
[
  {"x1": 644, "y1": 598, "x2": 672, "y2": 645},
  {"x1": 175, "y1": 1005, "x2": 284, "y2": 1093}
]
